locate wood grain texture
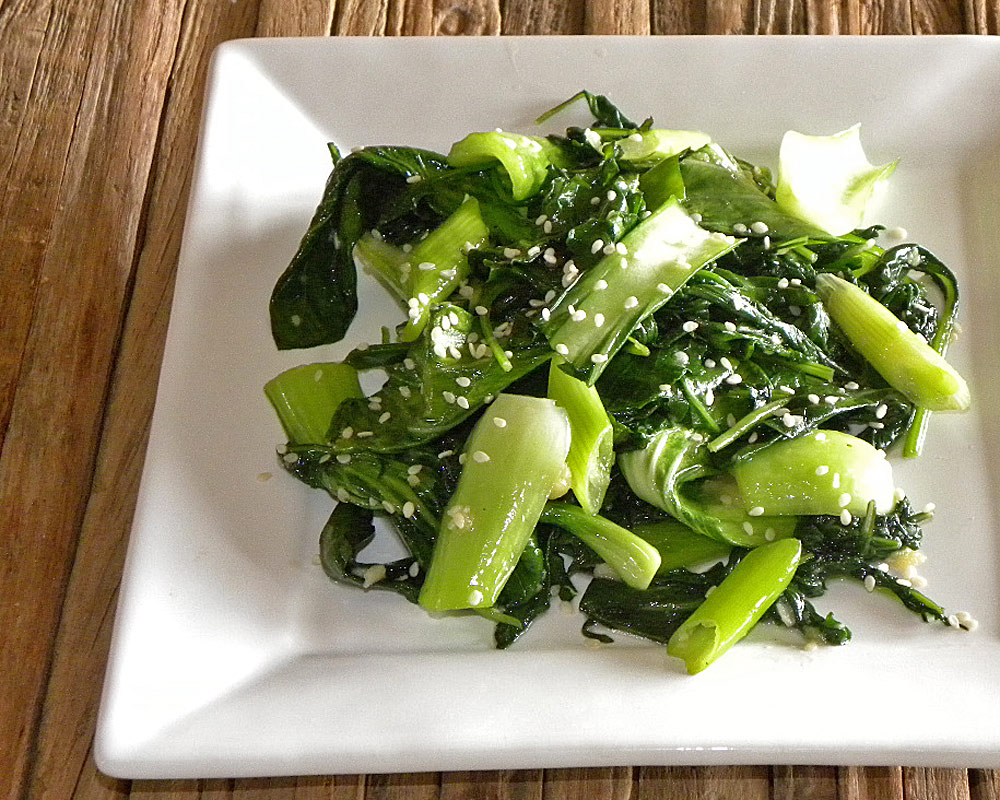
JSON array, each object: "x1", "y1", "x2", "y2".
[
  {"x1": 365, "y1": 774, "x2": 440, "y2": 800},
  {"x1": 635, "y1": 766, "x2": 770, "y2": 799},
  {"x1": 971, "y1": 770, "x2": 1000, "y2": 800},
  {"x1": 903, "y1": 769, "x2": 972, "y2": 800},
  {"x1": 333, "y1": 0, "x2": 389, "y2": 35},
  {"x1": 841, "y1": 767, "x2": 905, "y2": 800},
  {"x1": 652, "y1": 0, "x2": 708, "y2": 33},
  {"x1": 585, "y1": 0, "x2": 650, "y2": 34},
  {"x1": 21, "y1": 1, "x2": 263, "y2": 799},
  {"x1": 964, "y1": 0, "x2": 1000, "y2": 32},
  {"x1": 773, "y1": 766, "x2": 837, "y2": 800},
  {"x1": 541, "y1": 768, "x2": 632, "y2": 800},
  {"x1": 0, "y1": 0, "x2": 189, "y2": 797},
  {"x1": 704, "y1": 0, "x2": 753, "y2": 33},
  {"x1": 439, "y1": 771, "x2": 543, "y2": 800},
  {"x1": 387, "y1": 0, "x2": 501, "y2": 35},
  {"x1": 502, "y1": 0, "x2": 585, "y2": 34},
  {"x1": 256, "y1": 0, "x2": 337, "y2": 37}
]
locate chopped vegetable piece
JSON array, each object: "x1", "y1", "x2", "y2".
[
  {"x1": 448, "y1": 131, "x2": 551, "y2": 201},
  {"x1": 418, "y1": 394, "x2": 570, "y2": 611},
  {"x1": 264, "y1": 363, "x2": 362, "y2": 444},
  {"x1": 667, "y1": 538, "x2": 802, "y2": 674}
]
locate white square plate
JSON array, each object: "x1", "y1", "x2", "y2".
[{"x1": 96, "y1": 36, "x2": 1000, "y2": 778}]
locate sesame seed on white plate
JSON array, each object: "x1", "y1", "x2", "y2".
[
  {"x1": 816, "y1": 465, "x2": 829, "y2": 475},
  {"x1": 442, "y1": 391, "x2": 456, "y2": 404},
  {"x1": 875, "y1": 403, "x2": 888, "y2": 419},
  {"x1": 724, "y1": 321, "x2": 737, "y2": 332},
  {"x1": 475, "y1": 305, "x2": 488, "y2": 316},
  {"x1": 864, "y1": 574, "x2": 876, "y2": 591},
  {"x1": 595, "y1": 279, "x2": 609, "y2": 290},
  {"x1": 897, "y1": 578, "x2": 913, "y2": 587},
  {"x1": 624, "y1": 296, "x2": 639, "y2": 310},
  {"x1": 555, "y1": 343, "x2": 569, "y2": 355},
  {"x1": 777, "y1": 278, "x2": 790, "y2": 289},
  {"x1": 748, "y1": 506, "x2": 765, "y2": 517},
  {"x1": 591, "y1": 239, "x2": 605, "y2": 254},
  {"x1": 591, "y1": 353, "x2": 609, "y2": 364},
  {"x1": 607, "y1": 189, "x2": 618, "y2": 201},
  {"x1": 682, "y1": 320, "x2": 699, "y2": 333},
  {"x1": 571, "y1": 309, "x2": 587, "y2": 321},
  {"x1": 593, "y1": 313, "x2": 605, "y2": 328},
  {"x1": 923, "y1": 502, "x2": 936, "y2": 513},
  {"x1": 456, "y1": 376, "x2": 471, "y2": 387},
  {"x1": 832, "y1": 472, "x2": 841, "y2": 489},
  {"x1": 742, "y1": 521, "x2": 754, "y2": 535},
  {"x1": 473, "y1": 450, "x2": 490, "y2": 463},
  {"x1": 838, "y1": 492, "x2": 852, "y2": 507},
  {"x1": 603, "y1": 243, "x2": 616, "y2": 255},
  {"x1": 725, "y1": 374, "x2": 743, "y2": 385},
  {"x1": 750, "y1": 221, "x2": 768, "y2": 234},
  {"x1": 457, "y1": 396, "x2": 470, "y2": 409},
  {"x1": 541, "y1": 308, "x2": 551, "y2": 321},
  {"x1": 948, "y1": 614, "x2": 960, "y2": 628},
  {"x1": 910, "y1": 575, "x2": 928, "y2": 589},
  {"x1": 845, "y1": 381, "x2": 860, "y2": 390},
  {"x1": 616, "y1": 242, "x2": 628, "y2": 255},
  {"x1": 493, "y1": 416, "x2": 507, "y2": 428},
  {"x1": 894, "y1": 487, "x2": 907, "y2": 502},
  {"x1": 543, "y1": 220, "x2": 553, "y2": 234}
]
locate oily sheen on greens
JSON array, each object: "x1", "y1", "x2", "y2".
[{"x1": 268, "y1": 92, "x2": 964, "y2": 659}]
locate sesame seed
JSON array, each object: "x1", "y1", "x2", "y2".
[
  {"x1": 824, "y1": 395, "x2": 839, "y2": 405},
  {"x1": 458, "y1": 453, "x2": 466, "y2": 464},
  {"x1": 864, "y1": 574, "x2": 876, "y2": 591},
  {"x1": 607, "y1": 190, "x2": 617, "y2": 201},
  {"x1": 590, "y1": 196, "x2": 601, "y2": 206},
  {"x1": 290, "y1": 314, "x2": 301, "y2": 327},
  {"x1": 840, "y1": 509, "x2": 853, "y2": 525},
  {"x1": 543, "y1": 220, "x2": 553, "y2": 234},
  {"x1": 474, "y1": 305, "x2": 488, "y2": 316},
  {"x1": 733, "y1": 223, "x2": 748, "y2": 235},
  {"x1": 705, "y1": 359, "x2": 716, "y2": 368},
  {"x1": 838, "y1": 492, "x2": 852, "y2": 507},
  {"x1": 897, "y1": 578, "x2": 912, "y2": 587},
  {"x1": 382, "y1": 500, "x2": 396, "y2": 514},
  {"x1": 602, "y1": 243, "x2": 616, "y2": 255},
  {"x1": 362, "y1": 564, "x2": 386, "y2": 588},
  {"x1": 417, "y1": 292, "x2": 430, "y2": 304},
  {"x1": 624, "y1": 296, "x2": 639, "y2": 310},
  {"x1": 813, "y1": 432, "x2": 827, "y2": 442},
  {"x1": 705, "y1": 388, "x2": 715, "y2": 406},
  {"x1": 571, "y1": 309, "x2": 587, "y2": 321},
  {"x1": 356, "y1": 431, "x2": 373, "y2": 438},
  {"x1": 832, "y1": 473, "x2": 841, "y2": 489},
  {"x1": 724, "y1": 321, "x2": 737, "y2": 332},
  {"x1": 845, "y1": 381, "x2": 860, "y2": 391},
  {"x1": 748, "y1": 432, "x2": 759, "y2": 443},
  {"x1": 457, "y1": 396, "x2": 470, "y2": 409},
  {"x1": 437, "y1": 449, "x2": 454, "y2": 459},
  {"x1": 656, "y1": 283, "x2": 670, "y2": 293},
  {"x1": 543, "y1": 247, "x2": 557, "y2": 264},
  {"x1": 535, "y1": 214, "x2": 548, "y2": 225},
  {"x1": 659, "y1": 383, "x2": 671, "y2": 392},
  {"x1": 948, "y1": 614, "x2": 960, "y2": 628},
  {"x1": 406, "y1": 174, "x2": 423, "y2": 184},
  {"x1": 808, "y1": 393, "x2": 820, "y2": 405},
  {"x1": 448, "y1": 346, "x2": 462, "y2": 360},
  {"x1": 527, "y1": 246, "x2": 541, "y2": 257},
  {"x1": 923, "y1": 502, "x2": 936, "y2": 513},
  {"x1": 503, "y1": 247, "x2": 521, "y2": 259},
  {"x1": 555, "y1": 343, "x2": 569, "y2": 355},
  {"x1": 790, "y1": 278, "x2": 802, "y2": 286},
  {"x1": 402, "y1": 501, "x2": 415, "y2": 518},
  {"x1": 764, "y1": 528, "x2": 776, "y2": 541},
  {"x1": 501, "y1": 137, "x2": 518, "y2": 150},
  {"x1": 456, "y1": 376, "x2": 471, "y2": 388},
  {"x1": 725, "y1": 374, "x2": 743, "y2": 385},
  {"x1": 816, "y1": 465, "x2": 830, "y2": 475},
  {"x1": 493, "y1": 417, "x2": 507, "y2": 428},
  {"x1": 675, "y1": 351, "x2": 690, "y2": 365},
  {"x1": 336, "y1": 488, "x2": 351, "y2": 503},
  {"x1": 682, "y1": 320, "x2": 699, "y2": 333},
  {"x1": 591, "y1": 239, "x2": 604, "y2": 254},
  {"x1": 541, "y1": 308, "x2": 551, "y2": 321},
  {"x1": 594, "y1": 313, "x2": 605, "y2": 328},
  {"x1": 781, "y1": 413, "x2": 800, "y2": 428},
  {"x1": 749, "y1": 506, "x2": 765, "y2": 517},
  {"x1": 750, "y1": 221, "x2": 768, "y2": 234},
  {"x1": 341, "y1": 427, "x2": 354, "y2": 439},
  {"x1": 788, "y1": 305, "x2": 801, "y2": 316},
  {"x1": 336, "y1": 454, "x2": 351, "y2": 464},
  {"x1": 473, "y1": 450, "x2": 490, "y2": 463},
  {"x1": 443, "y1": 391, "x2": 456, "y2": 403},
  {"x1": 595, "y1": 279, "x2": 608, "y2": 290},
  {"x1": 379, "y1": 412, "x2": 391, "y2": 423},
  {"x1": 875, "y1": 404, "x2": 888, "y2": 419},
  {"x1": 590, "y1": 353, "x2": 608, "y2": 364},
  {"x1": 408, "y1": 561, "x2": 420, "y2": 577},
  {"x1": 616, "y1": 242, "x2": 628, "y2": 255},
  {"x1": 777, "y1": 277, "x2": 790, "y2": 289},
  {"x1": 742, "y1": 521, "x2": 754, "y2": 535}
]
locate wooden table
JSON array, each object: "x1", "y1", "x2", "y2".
[{"x1": 2, "y1": 1, "x2": 999, "y2": 798}]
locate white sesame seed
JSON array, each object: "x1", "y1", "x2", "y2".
[
  {"x1": 448, "y1": 345, "x2": 462, "y2": 360},
  {"x1": 408, "y1": 561, "x2": 420, "y2": 577},
  {"x1": 456, "y1": 376, "x2": 471, "y2": 388},
  {"x1": 541, "y1": 308, "x2": 551, "y2": 321},
  {"x1": 571, "y1": 309, "x2": 587, "y2": 321},
  {"x1": 493, "y1": 417, "x2": 507, "y2": 428},
  {"x1": 808, "y1": 393, "x2": 820, "y2": 405},
  {"x1": 501, "y1": 137, "x2": 518, "y2": 150},
  {"x1": 590, "y1": 196, "x2": 601, "y2": 205},
  {"x1": 336, "y1": 453, "x2": 351, "y2": 464},
  {"x1": 748, "y1": 432, "x2": 758, "y2": 443},
  {"x1": 864, "y1": 574, "x2": 876, "y2": 591},
  {"x1": 840, "y1": 509, "x2": 853, "y2": 525},
  {"x1": 832, "y1": 473, "x2": 841, "y2": 489},
  {"x1": 788, "y1": 305, "x2": 801, "y2": 316},
  {"x1": 341, "y1": 427, "x2": 354, "y2": 439},
  {"x1": 624, "y1": 296, "x2": 639, "y2": 310},
  {"x1": 503, "y1": 247, "x2": 521, "y2": 259},
  {"x1": 877, "y1": 562, "x2": 889, "y2": 572},
  {"x1": 336, "y1": 488, "x2": 351, "y2": 503},
  {"x1": 790, "y1": 278, "x2": 802, "y2": 286},
  {"x1": 543, "y1": 247, "x2": 557, "y2": 264},
  {"x1": 749, "y1": 506, "x2": 765, "y2": 517},
  {"x1": 595, "y1": 279, "x2": 608, "y2": 290},
  {"x1": 616, "y1": 242, "x2": 628, "y2": 255},
  {"x1": 591, "y1": 353, "x2": 608, "y2": 364},
  {"x1": 417, "y1": 292, "x2": 430, "y2": 304},
  {"x1": 656, "y1": 283, "x2": 670, "y2": 293},
  {"x1": 815, "y1": 465, "x2": 829, "y2": 476},
  {"x1": 764, "y1": 528, "x2": 776, "y2": 541},
  {"x1": 682, "y1": 320, "x2": 699, "y2": 333},
  {"x1": 742, "y1": 521, "x2": 754, "y2": 535},
  {"x1": 406, "y1": 174, "x2": 423, "y2": 184},
  {"x1": 845, "y1": 381, "x2": 860, "y2": 391},
  {"x1": 593, "y1": 313, "x2": 605, "y2": 328},
  {"x1": 603, "y1": 243, "x2": 616, "y2": 255},
  {"x1": 705, "y1": 388, "x2": 715, "y2": 406},
  {"x1": 838, "y1": 492, "x2": 852, "y2": 507},
  {"x1": 591, "y1": 239, "x2": 604, "y2": 254},
  {"x1": 555, "y1": 343, "x2": 569, "y2": 355},
  {"x1": 814, "y1": 431, "x2": 827, "y2": 442},
  {"x1": 442, "y1": 391, "x2": 456, "y2": 404},
  {"x1": 923, "y1": 502, "x2": 936, "y2": 513},
  {"x1": 607, "y1": 190, "x2": 617, "y2": 201},
  {"x1": 290, "y1": 314, "x2": 301, "y2": 327},
  {"x1": 777, "y1": 278, "x2": 790, "y2": 289},
  {"x1": 659, "y1": 383, "x2": 671, "y2": 392},
  {"x1": 437, "y1": 449, "x2": 454, "y2": 459},
  {"x1": 724, "y1": 321, "x2": 737, "y2": 332},
  {"x1": 402, "y1": 501, "x2": 415, "y2": 518},
  {"x1": 726, "y1": 374, "x2": 743, "y2": 385},
  {"x1": 527, "y1": 246, "x2": 541, "y2": 258},
  {"x1": 458, "y1": 453, "x2": 466, "y2": 465},
  {"x1": 750, "y1": 221, "x2": 768, "y2": 234},
  {"x1": 379, "y1": 412, "x2": 391, "y2": 423},
  {"x1": 457, "y1": 396, "x2": 470, "y2": 409},
  {"x1": 948, "y1": 614, "x2": 960, "y2": 628},
  {"x1": 474, "y1": 305, "x2": 488, "y2": 316},
  {"x1": 733, "y1": 223, "x2": 748, "y2": 234},
  {"x1": 473, "y1": 450, "x2": 490, "y2": 463},
  {"x1": 781, "y1": 413, "x2": 800, "y2": 428},
  {"x1": 824, "y1": 395, "x2": 839, "y2": 405},
  {"x1": 535, "y1": 214, "x2": 548, "y2": 226},
  {"x1": 543, "y1": 220, "x2": 553, "y2": 234}
]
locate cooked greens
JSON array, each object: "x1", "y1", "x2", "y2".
[{"x1": 268, "y1": 93, "x2": 972, "y2": 673}]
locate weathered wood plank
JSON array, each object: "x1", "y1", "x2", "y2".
[
  {"x1": 386, "y1": 0, "x2": 501, "y2": 35},
  {"x1": 502, "y1": 0, "x2": 585, "y2": 34},
  {"x1": 585, "y1": 0, "x2": 650, "y2": 34},
  {"x1": 635, "y1": 766, "x2": 770, "y2": 800},
  {"x1": 963, "y1": 0, "x2": 1000, "y2": 32},
  {"x1": 0, "y1": 0, "x2": 193, "y2": 797},
  {"x1": 21, "y1": 1, "x2": 262, "y2": 799},
  {"x1": 970, "y1": 771, "x2": 1000, "y2": 800},
  {"x1": 911, "y1": 0, "x2": 965, "y2": 32},
  {"x1": 859, "y1": 0, "x2": 913, "y2": 32},
  {"x1": 704, "y1": 0, "x2": 753, "y2": 33},
  {"x1": 773, "y1": 766, "x2": 838, "y2": 800},
  {"x1": 439, "y1": 771, "x2": 543, "y2": 800},
  {"x1": 903, "y1": 768, "x2": 972, "y2": 800},
  {"x1": 804, "y1": 0, "x2": 862, "y2": 33},
  {"x1": 753, "y1": 0, "x2": 809, "y2": 32},
  {"x1": 256, "y1": 0, "x2": 337, "y2": 37},
  {"x1": 334, "y1": 0, "x2": 389, "y2": 35},
  {"x1": 365, "y1": 773, "x2": 440, "y2": 800},
  {"x1": 840, "y1": 767, "x2": 905, "y2": 800},
  {"x1": 541, "y1": 768, "x2": 632, "y2": 800},
  {"x1": 652, "y1": 0, "x2": 707, "y2": 33}
]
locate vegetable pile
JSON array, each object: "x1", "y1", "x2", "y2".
[{"x1": 265, "y1": 93, "x2": 972, "y2": 673}]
